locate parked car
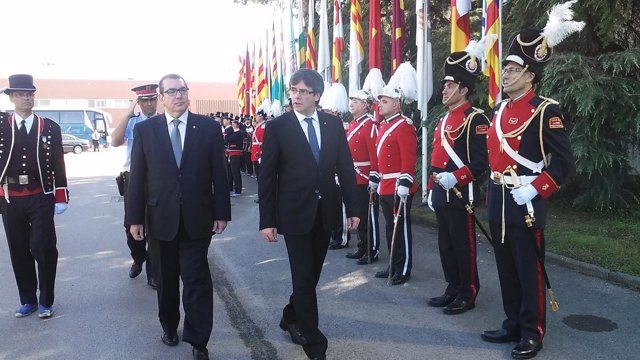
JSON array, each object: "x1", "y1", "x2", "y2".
[{"x1": 62, "y1": 134, "x2": 90, "y2": 154}]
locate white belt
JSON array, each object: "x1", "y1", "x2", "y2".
[
  {"x1": 252, "y1": 142, "x2": 262, "y2": 146},
  {"x1": 381, "y1": 172, "x2": 401, "y2": 180},
  {"x1": 493, "y1": 174, "x2": 537, "y2": 187},
  {"x1": 353, "y1": 161, "x2": 371, "y2": 166}
]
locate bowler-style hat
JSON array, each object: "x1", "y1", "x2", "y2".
[{"x1": 4, "y1": 74, "x2": 36, "y2": 94}]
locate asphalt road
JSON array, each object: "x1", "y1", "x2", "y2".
[{"x1": 0, "y1": 146, "x2": 638, "y2": 360}]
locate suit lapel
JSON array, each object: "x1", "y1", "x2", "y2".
[
  {"x1": 289, "y1": 112, "x2": 318, "y2": 166},
  {"x1": 154, "y1": 115, "x2": 177, "y2": 166},
  {"x1": 181, "y1": 112, "x2": 197, "y2": 166},
  {"x1": 317, "y1": 113, "x2": 331, "y2": 165}
]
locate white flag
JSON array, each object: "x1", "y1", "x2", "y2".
[
  {"x1": 348, "y1": 0, "x2": 365, "y2": 96},
  {"x1": 317, "y1": 0, "x2": 331, "y2": 82},
  {"x1": 416, "y1": 0, "x2": 433, "y2": 121}
]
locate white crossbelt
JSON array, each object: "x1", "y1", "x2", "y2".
[
  {"x1": 494, "y1": 102, "x2": 545, "y2": 174},
  {"x1": 353, "y1": 161, "x2": 371, "y2": 166},
  {"x1": 439, "y1": 112, "x2": 474, "y2": 204}
]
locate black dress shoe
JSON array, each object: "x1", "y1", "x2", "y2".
[
  {"x1": 481, "y1": 328, "x2": 521, "y2": 343},
  {"x1": 309, "y1": 356, "x2": 326, "y2": 360},
  {"x1": 511, "y1": 339, "x2": 542, "y2": 359},
  {"x1": 346, "y1": 249, "x2": 366, "y2": 259},
  {"x1": 328, "y1": 242, "x2": 348, "y2": 250},
  {"x1": 147, "y1": 278, "x2": 158, "y2": 289},
  {"x1": 356, "y1": 252, "x2": 378, "y2": 265},
  {"x1": 254, "y1": 198, "x2": 260, "y2": 203},
  {"x1": 374, "y1": 269, "x2": 389, "y2": 278},
  {"x1": 279, "y1": 317, "x2": 308, "y2": 345},
  {"x1": 129, "y1": 262, "x2": 143, "y2": 278},
  {"x1": 161, "y1": 331, "x2": 179, "y2": 346},
  {"x1": 192, "y1": 346, "x2": 210, "y2": 360},
  {"x1": 427, "y1": 293, "x2": 456, "y2": 307},
  {"x1": 388, "y1": 274, "x2": 410, "y2": 285},
  {"x1": 443, "y1": 298, "x2": 475, "y2": 315}
]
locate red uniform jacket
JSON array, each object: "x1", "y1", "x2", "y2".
[
  {"x1": 347, "y1": 114, "x2": 378, "y2": 185},
  {"x1": 251, "y1": 121, "x2": 265, "y2": 162},
  {"x1": 376, "y1": 113, "x2": 418, "y2": 196}
]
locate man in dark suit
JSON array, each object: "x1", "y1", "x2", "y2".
[
  {"x1": 259, "y1": 69, "x2": 360, "y2": 360},
  {"x1": 126, "y1": 74, "x2": 231, "y2": 360}
]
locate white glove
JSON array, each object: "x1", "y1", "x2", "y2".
[
  {"x1": 368, "y1": 181, "x2": 379, "y2": 192},
  {"x1": 511, "y1": 184, "x2": 538, "y2": 205},
  {"x1": 396, "y1": 185, "x2": 410, "y2": 200},
  {"x1": 427, "y1": 190, "x2": 434, "y2": 211},
  {"x1": 54, "y1": 203, "x2": 68, "y2": 215},
  {"x1": 435, "y1": 172, "x2": 458, "y2": 190}
]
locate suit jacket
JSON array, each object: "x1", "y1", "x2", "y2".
[
  {"x1": 125, "y1": 112, "x2": 231, "y2": 241},
  {"x1": 258, "y1": 111, "x2": 357, "y2": 235}
]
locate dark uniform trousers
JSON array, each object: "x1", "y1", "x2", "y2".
[
  {"x1": 122, "y1": 171, "x2": 154, "y2": 279},
  {"x1": 148, "y1": 216, "x2": 213, "y2": 348},
  {"x1": 434, "y1": 207, "x2": 479, "y2": 302},
  {"x1": 282, "y1": 201, "x2": 329, "y2": 358},
  {"x1": 490, "y1": 222, "x2": 546, "y2": 342},
  {"x1": 379, "y1": 193, "x2": 413, "y2": 277},
  {"x1": 354, "y1": 184, "x2": 380, "y2": 254},
  {"x1": 229, "y1": 155, "x2": 243, "y2": 194},
  {"x1": 1, "y1": 193, "x2": 58, "y2": 307}
]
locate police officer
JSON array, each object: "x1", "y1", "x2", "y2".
[
  {"x1": 426, "y1": 48, "x2": 490, "y2": 314},
  {"x1": 481, "y1": 25, "x2": 579, "y2": 359},
  {"x1": 1, "y1": 74, "x2": 69, "y2": 318},
  {"x1": 111, "y1": 84, "x2": 159, "y2": 288},
  {"x1": 344, "y1": 90, "x2": 381, "y2": 265},
  {"x1": 371, "y1": 85, "x2": 417, "y2": 286}
]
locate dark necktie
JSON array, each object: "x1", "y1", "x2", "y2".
[
  {"x1": 170, "y1": 119, "x2": 182, "y2": 166},
  {"x1": 304, "y1": 118, "x2": 320, "y2": 163},
  {"x1": 19, "y1": 120, "x2": 28, "y2": 136}
]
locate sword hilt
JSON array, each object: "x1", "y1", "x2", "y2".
[
  {"x1": 548, "y1": 288, "x2": 560, "y2": 312},
  {"x1": 524, "y1": 214, "x2": 534, "y2": 228}
]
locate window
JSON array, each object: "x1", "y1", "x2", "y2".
[
  {"x1": 34, "y1": 111, "x2": 60, "y2": 123},
  {"x1": 59, "y1": 111, "x2": 84, "y2": 124}
]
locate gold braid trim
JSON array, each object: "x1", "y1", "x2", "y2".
[{"x1": 501, "y1": 99, "x2": 552, "y2": 139}]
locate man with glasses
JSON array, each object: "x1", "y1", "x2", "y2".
[
  {"x1": 111, "y1": 84, "x2": 159, "y2": 288},
  {"x1": 481, "y1": 28, "x2": 576, "y2": 359},
  {"x1": 126, "y1": 74, "x2": 231, "y2": 360},
  {"x1": 259, "y1": 69, "x2": 359, "y2": 360},
  {"x1": 0, "y1": 74, "x2": 69, "y2": 319}
]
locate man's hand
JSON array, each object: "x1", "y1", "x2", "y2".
[
  {"x1": 511, "y1": 184, "x2": 538, "y2": 205},
  {"x1": 396, "y1": 185, "x2": 410, "y2": 201},
  {"x1": 212, "y1": 220, "x2": 228, "y2": 234},
  {"x1": 347, "y1": 217, "x2": 360, "y2": 231},
  {"x1": 126, "y1": 99, "x2": 138, "y2": 118},
  {"x1": 368, "y1": 181, "x2": 378, "y2": 192},
  {"x1": 130, "y1": 224, "x2": 145, "y2": 241},
  {"x1": 261, "y1": 228, "x2": 278, "y2": 242},
  {"x1": 435, "y1": 172, "x2": 458, "y2": 190},
  {"x1": 54, "y1": 203, "x2": 68, "y2": 215}
]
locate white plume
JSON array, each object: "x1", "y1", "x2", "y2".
[
  {"x1": 362, "y1": 68, "x2": 386, "y2": 99},
  {"x1": 465, "y1": 34, "x2": 499, "y2": 61},
  {"x1": 542, "y1": 0, "x2": 585, "y2": 47},
  {"x1": 318, "y1": 81, "x2": 333, "y2": 108},
  {"x1": 321, "y1": 83, "x2": 349, "y2": 113},
  {"x1": 269, "y1": 99, "x2": 282, "y2": 117},
  {"x1": 257, "y1": 99, "x2": 272, "y2": 114},
  {"x1": 387, "y1": 62, "x2": 418, "y2": 104}
]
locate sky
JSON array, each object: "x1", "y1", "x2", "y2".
[{"x1": 1, "y1": 0, "x2": 272, "y2": 83}]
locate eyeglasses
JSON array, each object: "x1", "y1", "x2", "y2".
[
  {"x1": 163, "y1": 87, "x2": 189, "y2": 96},
  {"x1": 502, "y1": 67, "x2": 524, "y2": 75},
  {"x1": 289, "y1": 87, "x2": 314, "y2": 96}
]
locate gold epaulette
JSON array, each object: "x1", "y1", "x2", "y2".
[
  {"x1": 471, "y1": 107, "x2": 485, "y2": 114},
  {"x1": 539, "y1": 96, "x2": 560, "y2": 105}
]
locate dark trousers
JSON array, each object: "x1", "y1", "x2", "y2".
[
  {"x1": 92, "y1": 140, "x2": 99, "y2": 151},
  {"x1": 229, "y1": 156, "x2": 243, "y2": 194},
  {"x1": 123, "y1": 171, "x2": 154, "y2": 280},
  {"x1": 149, "y1": 218, "x2": 213, "y2": 348},
  {"x1": 330, "y1": 185, "x2": 349, "y2": 246},
  {"x1": 354, "y1": 185, "x2": 380, "y2": 254},
  {"x1": 379, "y1": 193, "x2": 413, "y2": 277},
  {"x1": 282, "y1": 202, "x2": 329, "y2": 359},
  {"x1": 490, "y1": 222, "x2": 546, "y2": 342},
  {"x1": 253, "y1": 161, "x2": 261, "y2": 180},
  {"x1": 435, "y1": 207, "x2": 479, "y2": 302},
  {"x1": 1, "y1": 193, "x2": 58, "y2": 307},
  {"x1": 243, "y1": 152, "x2": 253, "y2": 174}
]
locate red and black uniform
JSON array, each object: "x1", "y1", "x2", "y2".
[
  {"x1": 486, "y1": 91, "x2": 574, "y2": 343},
  {"x1": 0, "y1": 112, "x2": 68, "y2": 308},
  {"x1": 429, "y1": 102, "x2": 489, "y2": 304},
  {"x1": 376, "y1": 112, "x2": 417, "y2": 278},
  {"x1": 226, "y1": 128, "x2": 245, "y2": 194},
  {"x1": 251, "y1": 120, "x2": 265, "y2": 180},
  {"x1": 347, "y1": 113, "x2": 380, "y2": 257}
]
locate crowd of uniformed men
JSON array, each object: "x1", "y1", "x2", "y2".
[{"x1": 0, "y1": 17, "x2": 578, "y2": 359}]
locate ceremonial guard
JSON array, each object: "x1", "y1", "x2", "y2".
[
  {"x1": 226, "y1": 118, "x2": 245, "y2": 196},
  {"x1": 251, "y1": 109, "x2": 267, "y2": 203},
  {"x1": 242, "y1": 116, "x2": 254, "y2": 175},
  {"x1": 371, "y1": 63, "x2": 419, "y2": 285},
  {"x1": 111, "y1": 84, "x2": 159, "y2": 287},
  {"x1": 344, "y1": 89, "x2": 381, "y2": 265},
  {"x1": 427, "y1": 42, "x2": 491, "y2": 315},
  {"x1": 481, "y1": 4, "x2": 583, "y2": 358},
  {"x1": 0, "y1": 74, "x2": 69, "y2": 318}
]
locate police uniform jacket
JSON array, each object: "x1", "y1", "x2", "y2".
[
  {"x1": 429, "y1": 102, "x2": 489, "y2": 208},
  {"x1": 376, "y1": 113, "x2": 418, "y2": 196},
  {"x1": 486, "y1": 91, "x2": 574, "y2": 228},
  {"x1": 347, "y1": 114, "x2": 378, "y2": 185},
  {"x1": 0, "y1": 112, "x2": 68, "y2": 203}
]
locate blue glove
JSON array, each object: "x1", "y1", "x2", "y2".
[{"x1": 55, "y1": 203, "x2": 68, "y2": 215}]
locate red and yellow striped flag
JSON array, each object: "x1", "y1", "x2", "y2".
[
  {"x1": 237, "y1": 55, "x2": 246, "y2": 111},
  {"x1": 332, "y1": 0, "x2": 344, "y2": 82},
  {"x1": 451, "y1": 0, "x2": 471, "y2": 52},
  {"x1": 349, "y1": 0, "x2": 365, "y2": 94},
  {"x1": 368, "y1": 0, "x2": 382, "y2": 70},
  {"x1": 306, "y1": 0, "x2": 317, "y2": 70},
  {"x1": 391, "y1": 0, "x2": 405, "y2": 73},
  {"x1": 256, "y1": 44, "x2": 268, "y2": 107},
  {"x1": 483, "y1": 0, "x2": 501, "y2": 107}
]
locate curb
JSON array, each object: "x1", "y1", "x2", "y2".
[{"x1": 411, "y1": 211, "x2": 640, "y2": 293}]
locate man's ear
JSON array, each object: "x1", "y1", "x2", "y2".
[{"x1": 459, "y1": 86, "x2": 469, "y2": 97}]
